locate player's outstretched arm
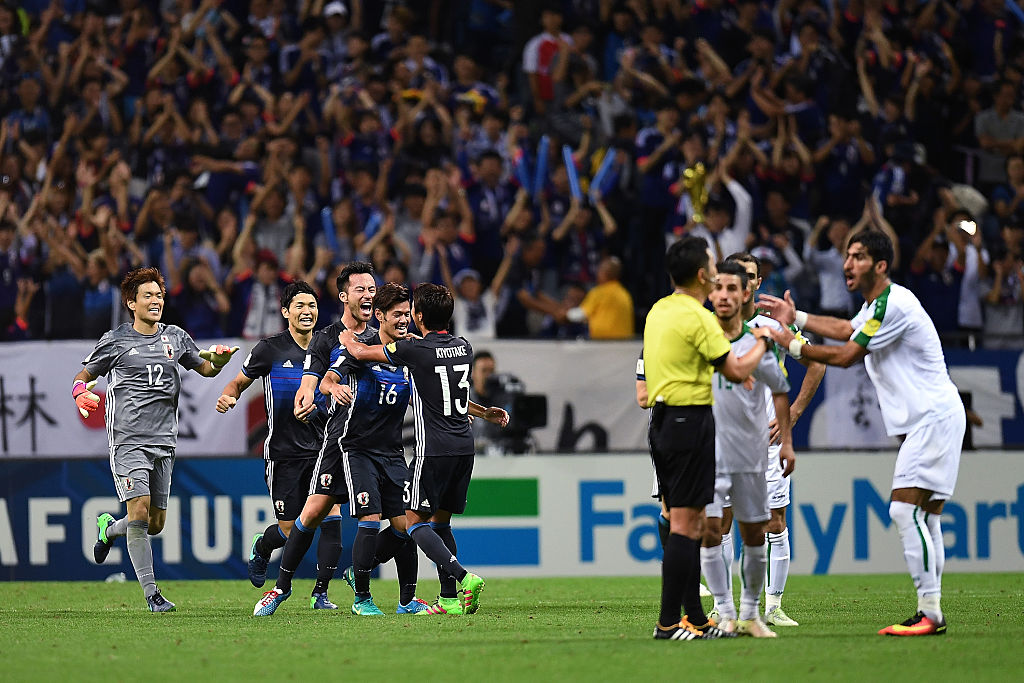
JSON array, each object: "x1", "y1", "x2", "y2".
[
  {"x1": 717, "y1": 328, "x2": 771, "y2": 383},
  {"x1": 758, "y1": 290, "x2": 854, "y2": 341},
  {"x1": 196, "y1": 344, "x2": 240, "y2": 377},
  {"x1": 769, "y1": 327, "x2": 868, "y2": 368},
  {"x1": 71, "y1": 369, "x2": 100, "y2": 418},
  {"x1": 216, "y1": 371, "x2": 254, "y2": 413},
  {"x1": 469, "y1": 400, "x2": 509, "y2": 427},
  {"x1": 337, "y1": 329, "x2": 389, "y2": 363}
]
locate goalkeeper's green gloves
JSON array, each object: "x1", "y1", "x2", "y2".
[{"x1": 199, "y1": 344, "x2": 240, "y2": 368}]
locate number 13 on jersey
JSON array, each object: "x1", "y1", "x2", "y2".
[{"x1": 434, "y1": 364, "x2": 470, "y2": 416}]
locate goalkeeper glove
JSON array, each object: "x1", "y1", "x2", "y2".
[
  {"x1": 199, "y1": 344, "x2": 240, "y2": 368},
  {"x1": 72, "y1": 380, "x2": 100, "y2": 418}
]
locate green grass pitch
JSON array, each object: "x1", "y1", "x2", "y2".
[{"x1": 1, "y1": 574, "x2": 1022, "y2": 681}]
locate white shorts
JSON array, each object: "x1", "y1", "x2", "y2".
[
  {"x1": 765, "y1": 443, "x2": 791, "y2": 509},
  {"x1": 892, "y1": 409, "x2": 966, "y2": 500},
  {"x1": 705, "y1": 471, "x2": 770, "y2": 523}
]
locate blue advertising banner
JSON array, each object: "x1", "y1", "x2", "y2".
[{"x1": 0, "y1": 458, "x2": 357, "y2": 582}]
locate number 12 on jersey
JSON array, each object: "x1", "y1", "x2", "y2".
[{"x1": 434, "y1": 364, "x2": 470, "y2": 416}]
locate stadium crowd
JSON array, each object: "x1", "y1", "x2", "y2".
[{"x1": 2, "y1": 0, "x2": 1024, "y2": 347}]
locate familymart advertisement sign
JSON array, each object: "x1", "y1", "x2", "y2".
[
  {"x1": 2, "y1": 453, "x2": 1022, "y2": 580},
  {"x1": 383, "y1": 452, "x2": 1024, "y2": 579}
]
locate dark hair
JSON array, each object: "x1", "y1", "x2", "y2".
[
  {"x1": 716, "y1": 260, "x2": 750, "y2": 290},
  {"x1": 474, "y1": 350, "x2": 494, "y2": 364},
  {"x1": 412, "y1": 282, "x2": 454, "y2": 331},
  {"x1": 120, "y1": 267, "x2": 166, "y2": 318},
  {"x1": 336, "y1": 261, "x2": 375, "y2": 293},
  {"x1": 373, "y1": 282, "x2": 410, "y2": 314},
  {"x1": 281, "y1": 280, "x2": 317, "y2": 309},
  {"x1": 478, "y1": 150, "x2": 503, "y2": 165},
  {"x1": 848, "y1": 230, "x2": 894, "y2": 273},
  {"x1": 726, "y1": 252, "x2": 761, "y2": 278},
  {"x1": 666, "y1": 236, "x2": 710, "y2": 286}
]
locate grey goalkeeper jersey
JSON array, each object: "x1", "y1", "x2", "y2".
[
  {"x1": 712, "y1": 325, "x2": 790, "y2": 474},
  {"x1": 82, "y1": 323, "x2": 205, "y2": 448}
]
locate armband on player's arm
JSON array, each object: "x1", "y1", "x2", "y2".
[{"x1": 72, "y1": 380, "x2": 100, "y2": 418}]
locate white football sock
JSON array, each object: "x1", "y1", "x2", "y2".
[
  {"x1": 721, "y1": 532, "x2": 734, "y2": 582},
  {"x1": 925, "y1": 511, "x2": 945, "y2": 581},
  {"x1": 766, "y1": 528, "x2": 791, "y2": 610},
  {"x1": 700, "y1": 544, "x2": 735, "y2": 619},
  {"x1": 889, "y1": 501, "x2": 941, "y2": 621},
  {"x1": 739, "y1": 542, "x2": 767, "y2": 621}
]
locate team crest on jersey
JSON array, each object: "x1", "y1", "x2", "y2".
[
  {"x1": 356, "y1": 492, "x2": 370, "y2": 506},
  {"x1": 124, "y1": 477, "x2": 133, "y2": 491},
  {"x1": 274, "y1": 500, "x2": 285, "y2": 513},
  {"x1": 161, "y1": 335, "x2": 169, "y2": 342},
  {"x1": 320, "y1": 474, "x2": 333, "y2": 488},
  {"x1": 163, "y1": 343, "x2": 174, "y2": 359}
]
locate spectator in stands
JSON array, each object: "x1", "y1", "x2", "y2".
[
  {"x1": 565, "y1": 255, "x2": 635, "y2": 340},
  {"x1": 981, "y1": 243, "x2": 1024, "y2": 349},
  {"x1": 976, "y1": 80, "x2": 1024, "y2": 189}
]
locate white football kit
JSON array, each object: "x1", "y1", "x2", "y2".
[
  {"x1": 749, "y1": 314, "x2": 799, "y2": 509},
  {"x1": 707, "y1": 326, "x2": 790, "y2": 523},
  {"x1": 849, "y1": 284, "x2": 965, "y2": 498}
]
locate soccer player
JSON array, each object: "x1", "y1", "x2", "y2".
[
  {"x1": 80, "y1": 267, "x2": 238, "y2": 612},
  {"x1": 760, "y1": 230, "x2": 965, "y2": 636},
  {"x1": 319, "y1": 282, "x2": 428, "y2": 615},
  {"x1": 700, "y1": 262, "x2": 795, "y2": 638},
  {"x1": 214, "y1": 281, "x2": 345, "y2": 609},
  {"x1": 644, "y1": 236, "x2": 772, "y2": 641},
  {"x1": 251, "y1": 262, "x2": 383, "y2": 616},
  {"x1": 729, "y1": 252, "x2": 825, "y2": 626},
  {"x1": 338, "y1": 283, "x2": 510, "y2": 616}
]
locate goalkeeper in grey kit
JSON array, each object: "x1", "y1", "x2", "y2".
[{"x1": 72, "y1": 267, "x2": 239, "y2": 612}]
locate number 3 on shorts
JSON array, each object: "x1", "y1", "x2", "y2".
[{"x1": 403, "y1": 481, "x2": 411, "y2": 504}]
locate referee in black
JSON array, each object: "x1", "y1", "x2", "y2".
[{"x1": 646, "y1": 236, "x2": 773, "y2": 641}]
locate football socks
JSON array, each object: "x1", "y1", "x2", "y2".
[
  {"x1": 314, "y1": 515, "x2": 342, "y2": 595},
  {"x1": 739, "y1": 542, "x2": 768, "y2": 621},
  {"x1": 126, "y1": 520, "x2": 157, "y2": 598},
  {"x1": 409, "y1": 522, "x2": 468, "y2": 585},
  {"x1": 700, "y1": 544, "x2": 735, "y2": 620},
  {"x1": 276, "y1": 518, "x2": 315, "y2": 594},
  {"x1": 431, "y1": 522, "x2": 459, "y2": 599},
  {"x1": 352, "y1": 520, "x2": 380, "y2": 598},
  {"x1": 766, "y1": 529, "x2": 791, "y2": 602},
  {"x1": 255, "y1": 523, "x2": 287, "y2": 557}
]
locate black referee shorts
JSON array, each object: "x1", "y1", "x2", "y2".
[{"x1": 649, "y1": 404, "x2": 716, "y2": 509}]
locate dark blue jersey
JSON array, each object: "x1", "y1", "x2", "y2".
[
  {"x1": 383, "y1": 332, "x2": 475, "y2": 457},
  {"x1": 241, "y1": 330, "x2": 327, "y2": 460},
  {"x1": 328, "y1": 331, "x2": 410, "y2": 456},
  {"x1": 303, "y1": 320, "x2": 378, "y2": 441}
]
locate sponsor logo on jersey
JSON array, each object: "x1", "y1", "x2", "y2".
[
  {"x1": 282, "y1": 360, "x2": 293, "y2": 368},
  {"x1": 275, "y1": 500, "x2": 285, "y2": 513},
  {"x1": 163, "y1": 344, "x2": 174, "y2": 359},
  {"x1": 356, "y1": 491, "x2": 369, "y2": 506},
  {"x1": 128, "y1": 348, "x2": 139, "y2": 356},
  {"x1": 320, "y1": 473, "x2": 333, "y2": 488}
]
